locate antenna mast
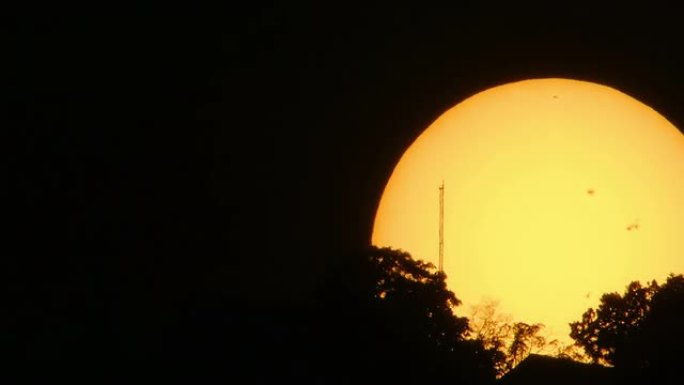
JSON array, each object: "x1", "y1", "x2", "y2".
[{"x1": 439, "y1": 181, "x2": 444, "y2": 272}]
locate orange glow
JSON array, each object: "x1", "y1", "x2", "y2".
[{"x1": 372, "y1": 78, "x2": 684, "y2": 345}]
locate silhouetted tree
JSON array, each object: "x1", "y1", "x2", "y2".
[
  {"x1": 507, "y1": 322, "x2": 548, "y2": 369},
  {"x1": 470, "y1": 300, "x2": 556, "y2": 376},
  {"x1": 569, "y1": 280, "x2": 658, "y2": 367},
  {"x1": 470, "y1": 300, "x2": 511, "y2": 374},
  {"x1": 570, "y1": 281, "x2": 658, "y2": 366},
  {"x1": 312, "y1": 246, "x2": 498, "y2": 384},
  {"x1": 636, "y1": 274, "x2": 684, "y2": 382},
  {"x1": 569, "y1": 273, "x2": 684, "y2": 385}
]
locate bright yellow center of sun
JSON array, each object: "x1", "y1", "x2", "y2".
[{"x1": 372, "y1": 78, "x2": 684, "y2": 345}]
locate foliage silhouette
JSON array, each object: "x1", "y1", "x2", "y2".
[
  {"x1": 146, "y1": 246, "x2": 502, "y2": 383},
  {"x1": 637, "y1": 274, "x2": 684, "y2": 382},
  {"x1": 310, "y1": 246, "x2": 498, "y2": 384},
  {"x1": 569, "y1": 274, "x2": 684, "y2": 383},
  {"x1": 507, "y1": 322, "x2": 548, "y2": 369},
  {"x1": 470, "y1": 300, "x2": 556, "y2": 376},
  {"x1": 569, "y1": 280, "x2": 658, "y2": 367}
]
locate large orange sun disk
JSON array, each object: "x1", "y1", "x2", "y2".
[{"x1": 372, "y1": 78, "x2": 684, "y2": 345}]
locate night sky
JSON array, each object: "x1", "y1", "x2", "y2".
[{"x1": 8, "y1": 2, "x2": 684, "y2": 364}]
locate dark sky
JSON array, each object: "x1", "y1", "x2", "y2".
[{"x1": 8, "y1": 3, "x2": 684, "y2": 319}]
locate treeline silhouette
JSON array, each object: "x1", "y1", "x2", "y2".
[
  {"x1": 10, "y1": 244, "x2": 684, "y2": 384},
  {"x1": 164, "y1": 247, "x2": 500, "y2": 384},
  {"x1": 167, "y1": 247, "x2": 684, "y2": 384}
]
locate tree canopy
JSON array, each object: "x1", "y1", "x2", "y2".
[
  {"x1": 470, "y1": 300, "x2": 556, "y2": 376},
  {"x1": 569, "y1": 274, "x2": 684, "y2": 381},
  {"x1": 311, "y1": 246, "x2": 498, "y2": 384},
  {"x1": 569, "y1": 280, "x2": 658, "y2": 367}
]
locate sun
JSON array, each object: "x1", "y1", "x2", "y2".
[{"x1": 372, "y1": 78, "x2": 684, "y2": 345}]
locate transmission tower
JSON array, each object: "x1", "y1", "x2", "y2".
[{"x1": 438, "y1": 181, "x2": 444, "y2": 272}]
